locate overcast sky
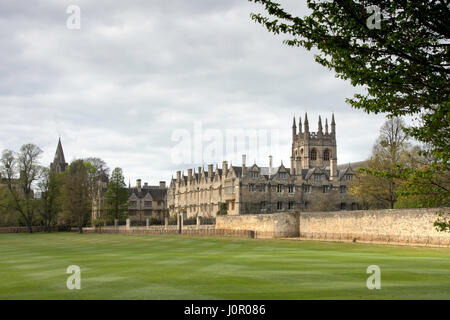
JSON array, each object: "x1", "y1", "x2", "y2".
[{"x1": 0, "y1": 0, "x2": 397, "y2": 186}]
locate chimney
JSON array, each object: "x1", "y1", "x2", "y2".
[
  {"x1": 136, "y1": 179, "x2": 142, "y2": 191},
  {"x1": 159, "y1": 181, "x2": 166, "y2": 189},
  {"x1": 269, "y1": 155, "x2": 273, "y2": 177},
  {"x1": 222, "y1": 160, "x2": 227, "y2": 172},
  {"x1": 176, "y1": 171, "x2": 181, "y2": 181},
  {"x1": 144, "y1": 182, "x2": 148, "y2": 188},
  {"x1": 208, "y1": 164, "x2": 213, "y2": 181},
  {"x1": 188, "y1": 168, "x2": 192, "y2": 180},
  {"x1": 198, "y1": 166, "x2": 202, "y2": 176}
]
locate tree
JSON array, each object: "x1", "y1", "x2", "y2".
[
  {"x1": 217, "y1": 202, "x2": 227, "y2": 215},
  {"x1": 104, "y1": 168, "x2": 128, "y2": 222},
  {"x1": 61, "y1": 160, "x2": 92, "y2": 233},
  {"x1": 0, "y1": 144, "x2": 43, "y2": 232},
  {"x1": 84, "y1": 157, "x2": 110, "y2": 178},
  {"x1": 349, "y1": 118, "x2": 415, "y2": 209},
  {"x1": 249, "y1": 0, "x2": 449, "y2": 163},
  {"x1": 38, "y1": 167, "x2": 62, "y2": 231}
]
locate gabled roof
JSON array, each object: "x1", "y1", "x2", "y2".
[{"x1": 128, "y1": 186, "x2": 167, "y2": 200}]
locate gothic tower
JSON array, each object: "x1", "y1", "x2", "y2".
[
  {"x1": 291, "y1": 113, "x2": 337, "y2": 174},
  {"x1": 50, "y1": 138, "x2": 68, "y2": 174}
]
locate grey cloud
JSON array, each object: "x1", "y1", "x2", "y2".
[{"x1": 0, "y1": 0, "x2": 391, "y2": 184}]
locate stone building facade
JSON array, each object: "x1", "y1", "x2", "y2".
[
  {"x1": 92, "y1": 178, "x2": 168, "y2": 223},
  {"x1": 127, "y1": 179, "x2": 167, "y2": 222},
  {"x1": 167, "y1": 114, "x2": 360, "y2": 218}
]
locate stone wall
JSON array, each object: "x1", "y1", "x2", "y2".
[
  {"x1": 215, "y1": 208, "x2": 450, "y2": 247},
  {"x1": 216, "y1": 212, "x2": 299, "y2": 238},
  {"x1": 299, "y1": 208, "x2": 450, "y2": 246}
]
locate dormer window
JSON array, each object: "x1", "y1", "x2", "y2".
[
  {"x1": 251, "y1": 171, "x2": 258, "y2": 178},
  {"x1": 279, "y1": 172, "x2": 287, "y2": 179},
  {"x1": 313, "y1": 173, "x2": 321, "y2": 181}
]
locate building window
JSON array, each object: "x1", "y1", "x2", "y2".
[
  {"x1": 340, "y1": 186, "x2": 347, "y2": 193},
  {"x1": 304, "y1": 201, "x2": 309, "y2": 209},
  {"x1": 288, "y1": 185, "x2": 294, "y2": 193},
  {"x1": 313, "y1": 173, "x2": 321, "y2": 181},
  {"x1": 231, "y1": 201, "x2": 235, "y2": 210},
  {"x1": 129, "y1": 201, "x2": 137, "y2": 207},
  {"x1": 129, "y1": 210, "x2": 136, "y2": 216},
  {"x1": 144, "y1": 201, "x2": 152, "y2": 207},
  {"x1": 323, "y1": 149, "x2": 330, "y2": 161},
  {"x1": 351, "y1": 202, "x2": 358, "y2": 210},
  {"x1": 279, "y1": 172, "x2": 287, "y2": 179},
  {"x1": 251, "y1": 171, "x2": 258, "y2": 178},
  {"x1": 288, "y1": 202, "x2": 294, "y2": 210},
  {"x1": 277, "y1": 185, "x2": 283, "y2": 193},
  {"x1": 249, "y1": 184, "x2": 255, "y2": 192},
  {"x1": 310, "y1": 149, "x2": 317, "y2": 160},
  {"x1": 277, "y1": 201, "x2": 283, "y2": 210},
  {"x1": 340, "y1": 202, "x2": 346, "y2": 210},
  {"x1": 345, "y1": 174, "x2": 352, "y2": 180},
  {"x1": 261, "y1": 201, "x2": 266, "y2": 209},
  {"x1": 323, "y1": 185, "x2": 329, "y2": 193},
  {"x1": 303, "y1": 185, "x2": 311, "y2": 193},
  {"x1": 260, "y1": 184, "x2": 266, "y2": 192}
]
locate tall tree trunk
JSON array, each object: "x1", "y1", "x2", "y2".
[{"x1": 27, "y1": 222, "x2": 33, "y2": 233}]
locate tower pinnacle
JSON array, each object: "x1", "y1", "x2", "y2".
[{"x1": 304, "y1": 113, "x2": 309, "y2": 133}]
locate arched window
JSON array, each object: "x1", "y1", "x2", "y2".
[
  {"x1": 310, "y1": 148, "x2": 317, "y2": 160},
  {"x1": 323, "y1": 149, "x2": 330, "y2": 161}
]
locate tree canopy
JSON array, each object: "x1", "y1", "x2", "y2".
[
  {"x1": 249, "y1": 0, "x2": 449, "y2": 163},
  {"x1": 104, "y1": 167, "x2": 128, "y2": 222}
]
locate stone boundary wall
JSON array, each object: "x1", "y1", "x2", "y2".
[
  {"x1": 82, "y1": 225, "x2": 254, "y2": 238},
  {"x1": 299, "y1": 208, "x2": 450, "y2": 247},
  {"x1": 216, "y1": 212, "x2": 299, "y2": 238},
  {"x1": 214, "y1": 208, "x2": 449, "y2": 247}
]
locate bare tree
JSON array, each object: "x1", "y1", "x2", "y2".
[
  {"x1": 0, "y1": 144, "x2": 43, "y2": 232},
  {"x1": 38, "y1": 167, "x2": 61, "y2": 231}
]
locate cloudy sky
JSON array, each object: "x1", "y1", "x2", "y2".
[{"x1": 0, "y1": 0, "x2": 396, "y2": 186}]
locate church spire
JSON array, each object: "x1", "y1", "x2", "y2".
[
  {"x1": 50, "y1": 138, "x2": 68, "y2": 173},
  {"x1": 325, "y1": 118, "x2": 329, "y2": 134},
  {"x1": 54, "y1": 138, "x2": 66, "y2": 164}
]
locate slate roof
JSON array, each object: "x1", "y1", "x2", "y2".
[{"x1": 128, "y1": 186, "x2": 167, "y2": 200}]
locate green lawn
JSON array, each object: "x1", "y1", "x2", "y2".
[{"x1": 0, "y1": 232, "x2": 449, "y2": 299}]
